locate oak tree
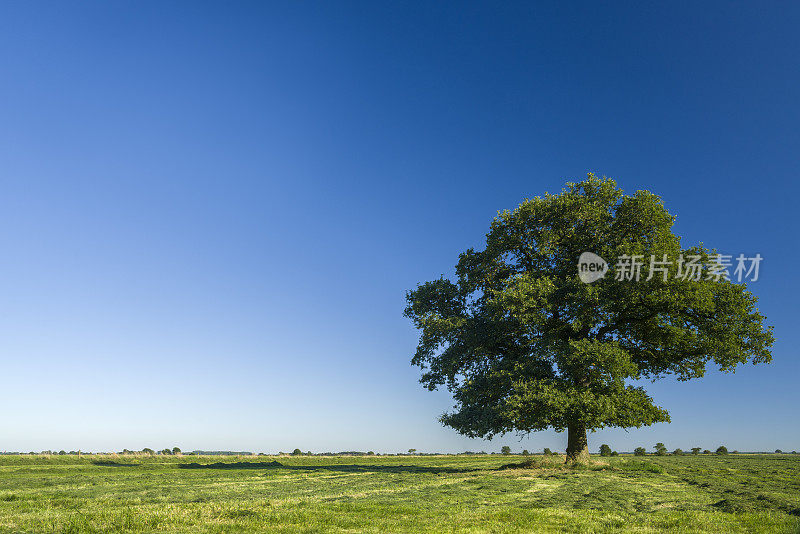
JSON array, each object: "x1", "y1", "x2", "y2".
[{"x1": 404, "y1": 175, "x2": 773, "y2": 462}]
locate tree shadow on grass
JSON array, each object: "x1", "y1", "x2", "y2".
[
  {"x1": 92, "y1": 460, "x2": 139, "y2": 467},
  {"x1": 178, "y1": 461, "x2": 476, "y2": 474}
]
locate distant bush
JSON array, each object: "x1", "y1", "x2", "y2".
[
  {"x1": 142, "y1": 448, "x2": 154, "y2": 455},
  {"x1": 172, "y1": 447, "x2": 181, "y2": 455},
  {"x1": 691, "y1": 447, "x2": 701, "y2": 455},
  {"x1": 775, "y1": 449, "x2": 783, "y2": 454},
  {"x1": 291, "y1": 449, "x2": 302, "y2": 456},
  {"x1": 599, "y1": 444, "x2": 612, "y2": 457},
  {"x1": 716, "y1": 446, "x2": 728, "y2": 455},
  {"x1": 522, "y1": 449, "x2": 529, "y2": 456},
  {"x1": 703, "y1": 450, "x2": 711, "y2": 454},
  {"x1": 501, "y1": 446, "x2": 511, "y2": 455},
  {"x1": 672, "y1": 449, "x2": 684, "y2": 456},
  {"x1": 732, "y1": 450, "x2": 739, "y2": 454},
  {"x1": 543, "y1": 448, "x2": 552, "y2": 456},
  {"x1": 611, "y1": 451, "x2": 619, "y2": 456},
  {"x1": 634, "y1": 447, "x2": 646, "y2": 456},
  {"x1": 654, "y1": 443, "x2": 667, "y2": 456}
]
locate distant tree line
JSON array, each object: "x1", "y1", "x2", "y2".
[
  {"x1": 627, "y1": 444, "x2": 734, "y2": 456},
  {"x1": 1, "y1": 446, "x2": 796, "y2": 456}
]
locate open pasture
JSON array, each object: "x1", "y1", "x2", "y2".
[{"x1": 0, "y1": 454, "x2": 798, "y2": 533}]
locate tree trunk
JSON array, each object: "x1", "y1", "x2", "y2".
[{"x1": 565, "y1": 423, "x2": 589, "y2": 463}]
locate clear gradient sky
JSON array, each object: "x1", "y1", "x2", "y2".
[{"x1": 1, "y1": 2, "x2": 798, "y2": 454}]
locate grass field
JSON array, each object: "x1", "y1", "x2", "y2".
[{"x1": 0, "y1": 453, "x2": 798, "y2": 533}]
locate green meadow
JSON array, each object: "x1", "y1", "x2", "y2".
[{"x1": 0, "y1": 454, "x2": 798, "y2": 533}]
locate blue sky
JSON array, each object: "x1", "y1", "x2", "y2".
[{"x1": 0, "y1": 1, "x2": 797, "y2": 454}]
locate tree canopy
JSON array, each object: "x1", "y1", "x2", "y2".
[{"x1": 404, "y1": 174, "x2": 773, "y2": 461}]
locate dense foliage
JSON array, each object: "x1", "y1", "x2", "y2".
[{"x1": 405, "y1": 175, "x2": 773, "y2": 460}]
